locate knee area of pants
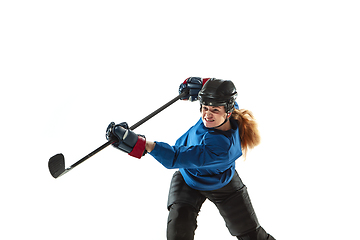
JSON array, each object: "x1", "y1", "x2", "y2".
[
  {"x1": 168, "y1": 204, "x2": 198, "y2": 225},
  {"x1": 167, "y1": 204, "x2": 198, "y2": 240}
]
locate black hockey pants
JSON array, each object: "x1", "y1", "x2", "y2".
[{"x1": 166, "y1": 171, "x2": 275, "y2": 240}]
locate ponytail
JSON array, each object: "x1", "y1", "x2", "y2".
[{"x1": 231, "y1": 109, "x2": 260, "y2": 159}]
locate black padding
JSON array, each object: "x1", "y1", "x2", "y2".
[
  {"x1": 167, "y1": 171, "x2": 206, "y2": 211},
  {"x1": 166, "y1": 171, "x2": 271, "y2": 238},
  {"x1": 167, "y1": 203, "x2": 199, "y2": 240},
  {"x1": 237, "y1": 227, "x2": 276, "y2": 240},
  {"x1": 212, "y1": 185, "x2": 260, "y2": 236},
  {"x1": 123, "y1": 130, "x2": 138, "y2": 148},
  {"x1": 113, "y1": 124, "x2": 127, "y2": 138},
  {"x1": 115, "y1": 129, "x2": 139, "y2": 153}
]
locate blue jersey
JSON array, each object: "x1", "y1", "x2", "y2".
[{"x1": 149, "y1": 114, "x2": 242, "y2": 191}]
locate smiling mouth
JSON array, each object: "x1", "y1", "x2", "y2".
[{"x1": 205, "y1": 118, "x2": 215, "y2": 123}]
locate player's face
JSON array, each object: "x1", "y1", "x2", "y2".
[{"x1": 201, "y1": 105, "x2": 227, "y2": 129}]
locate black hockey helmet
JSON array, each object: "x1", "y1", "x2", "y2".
[{"x1": 198, "y1": 78, "x2": 237, "y2": 113}]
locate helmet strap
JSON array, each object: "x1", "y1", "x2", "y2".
[
  {"x1": 211, "y1": 117, "x2": 229, "y2": 129},
  {"x1": 209, "y1": 110, "x2": 233, "y2": 130}
]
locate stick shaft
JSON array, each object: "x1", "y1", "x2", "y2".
[
  {"x1": 63, "y1": 91, "x2": 187, "y2": 174},
  {"x1": 130, "y1": 91, "x2": 187, "y2": 130},
  {"x1": 69, "y1": 140, "x2": 114, "y2": 169}
]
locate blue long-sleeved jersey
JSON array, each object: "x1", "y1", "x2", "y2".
[{"x1": 149, "y1": 112, "x2": 242, "y2": 191}]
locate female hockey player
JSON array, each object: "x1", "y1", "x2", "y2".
[{"x1": 106, "y1": 78, "x2": 275, "y2": 240}]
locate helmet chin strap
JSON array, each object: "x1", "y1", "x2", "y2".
[
  {"x1": 207, "y1": 111, "x2": 232, "y2": 130},
  {"x1": 212, "y1": 117, "x2": 229, "y2": 129}
]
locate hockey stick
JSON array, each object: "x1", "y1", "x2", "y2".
[{"x1": 48, "y1": 91, "x2": 187, "y2": 178}]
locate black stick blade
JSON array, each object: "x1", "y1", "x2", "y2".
[{"x1": 48, "y1": 153, "x2": 65, "y2": 178}]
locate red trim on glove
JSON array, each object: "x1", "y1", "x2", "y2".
[
  {"x1": 129, "y1": 136, "x2": 146, "y2": 159},
  {"x1": 202, "y1": 78, "x2": 211, "y2": 86},
  {"x1": 183, "y1": 77, "x2": 190, "y2": 84}
]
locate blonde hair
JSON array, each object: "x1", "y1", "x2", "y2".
[{"x1": 231, "y1": 109, "x2": 261, "y2": 159}]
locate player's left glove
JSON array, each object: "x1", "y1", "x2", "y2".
[{"x1": 106, "y1": 122, "x2": 147, "y2": 159}]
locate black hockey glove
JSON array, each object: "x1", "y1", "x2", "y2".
[
  {"x1": 106, "y1": 122, "x2": 147, "y2": 159},
  {"x1": 179, "y1": 77, "x2": 203, "y2": 101}
]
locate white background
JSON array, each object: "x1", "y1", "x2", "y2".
[{"x1": 1, "y1": 1, "x2": 359, "y2": 239}]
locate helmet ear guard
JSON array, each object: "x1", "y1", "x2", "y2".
[{"x1": 225, "y1": 99, "x2": 236, "y2": 114}]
